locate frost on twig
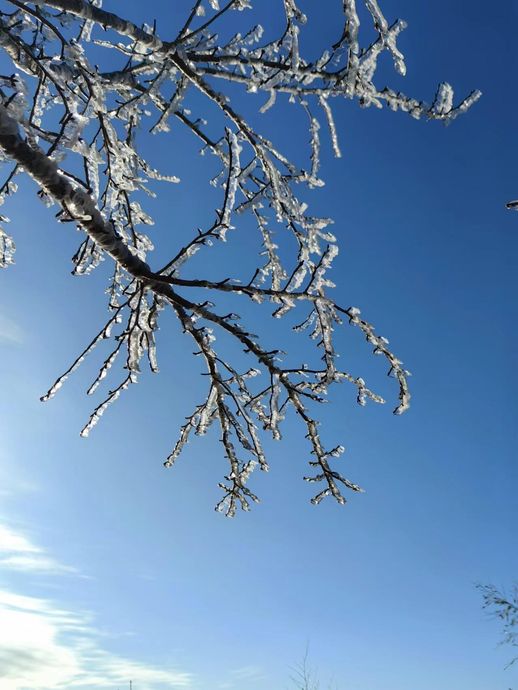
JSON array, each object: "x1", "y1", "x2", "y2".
[{"x1": 0, "y1": 0, "x2": 478, "y2": 514}]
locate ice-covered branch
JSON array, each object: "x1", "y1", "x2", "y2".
[
  {"x1": 0, "y1": 0, "x2": 479, "y2": 512},
  {"x1": 0, "y1": 105, "x2": 151, "y2": 275}
]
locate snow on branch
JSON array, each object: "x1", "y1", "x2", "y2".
[{"x1": 0, "y1": 0, "x2": 479, "y2": 513}]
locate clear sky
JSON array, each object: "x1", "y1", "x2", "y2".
[{"x1": 0, "y1": 1, "x2": 517, "y2": 689}]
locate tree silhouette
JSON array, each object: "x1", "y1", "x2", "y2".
[{"x1": 478, "y1": 583, "x2": 518, "y2": 669}]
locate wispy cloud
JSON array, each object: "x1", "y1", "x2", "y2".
[
  {"x1": 216, "y1": 665, "x2": 265, "y2": 689},
  {"x1": 0, "y1": 524, "x2": 39, "y2": 554},
  {"x1": 0, "y1": 590, "x2": 192, "y2": 690},
  {"x1": 0, "y1": 313, "x2": 24, "y2": 345},
  {"x1": 0, "y1": 524, "x2": 193, "y2": 689},
  {"x1": 230, "y1": 666, "x2": 264, "y2": 681},
  {"x1": 0, "y1": 524, "x2": 77, "y2": 575}
]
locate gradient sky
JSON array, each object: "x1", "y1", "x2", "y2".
[{"x1": 0, "y1": 1, "x2": 517, "y2": 689}]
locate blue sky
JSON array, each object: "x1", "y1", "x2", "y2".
[{"x1": 0, "y1": 1, "x2": 517, "y2": 689}]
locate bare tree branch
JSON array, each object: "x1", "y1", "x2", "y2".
[{"x1": 0, "y1": 0, "x2": 479, "y2": 513}]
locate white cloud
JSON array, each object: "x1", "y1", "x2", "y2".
[
  {"x1": 0, "y1": 524, "x2": 77, "y2": 575},
  {"x1": 1, "y1": 554, "x2": 78, "y2": 575},
  {"x1": 0, "y1": 524, "x2": 193, "y2": 690},
  {"x1": 0, "y1": 525, "x2": 39, "y2": 554},
  {"x1": 0, "y1": 590, "x2": 192, "y2": 690}
]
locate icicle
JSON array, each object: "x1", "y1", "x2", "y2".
[
  {"x1": 220, "y1": 129, "x2": 241, "y2": 233},
  {"x1": 319, "y1": 96, "x2": 341, "y2": 158},
  {"x1": 433, "y1": 82, "x2": 454, "y2": 116},
  {"x1": 196, "y1": 386, "x2": 218, "y2": 436},
  {"x1": 0, "y1": 225, "x2": 15, "y2": 267},
  {"x1": 259, "y1": 90, "x2": 276, "y2": 114}
]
